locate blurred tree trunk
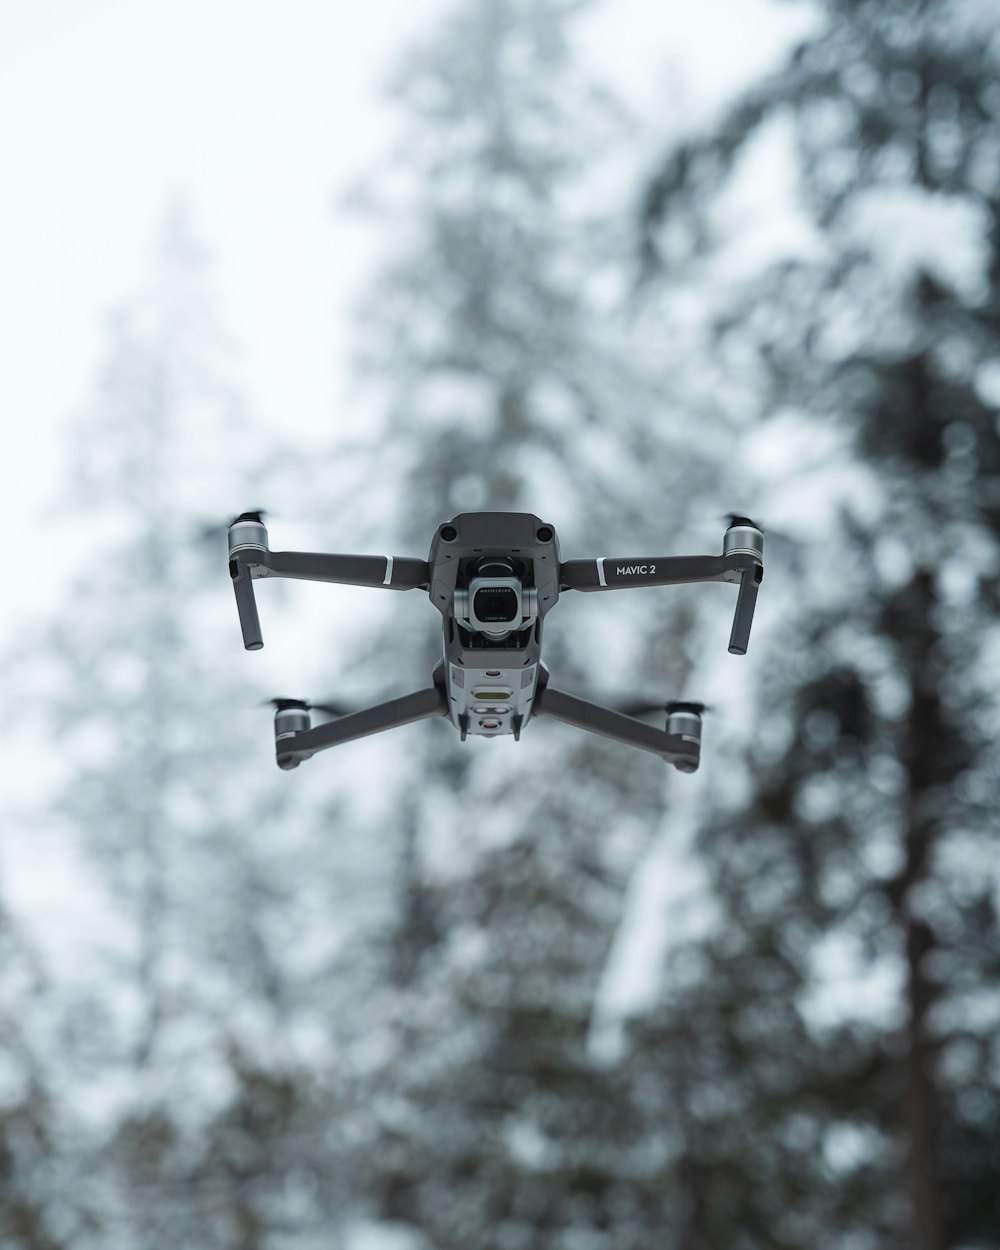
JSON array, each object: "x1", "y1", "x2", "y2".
[{"x1": 0, "y1": 910, "x2": 70, "y2": 1250}]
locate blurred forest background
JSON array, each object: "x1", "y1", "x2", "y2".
[{"x1": 2, "y1": 0, "x2": 999, "y2": 1247}]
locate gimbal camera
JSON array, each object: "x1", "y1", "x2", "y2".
[{"x1": 228, "y1": 512, "x2": 763, "y2": 773}]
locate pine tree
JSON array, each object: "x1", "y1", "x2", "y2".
[
  {"x1": 6, "y1": 207, "x2": 338, "y2": 1248},
  {"x1": 634, "y1": 1, "x2": 1000, "y2": 1245}
]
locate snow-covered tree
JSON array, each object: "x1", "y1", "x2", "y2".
[
  {"x1": 633, "y1": 1, "x2": 1000, "y2": 1245},
  {"x1": 3, "y1": 207, "x2": 345, "y2": 1248}
]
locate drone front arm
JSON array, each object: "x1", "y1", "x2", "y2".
[
  {"x1": 559, "y1": 542, "x2": 764, "y2": 656},
  {"x1": 559, "y1": 553, "x2": 736, "y2": 592},
  {"x1": 253, "y1": 550, "x2": 431, "y2": 590},
  {"x1": 228, "y1": 522, "x2": 430, "y2": 651}
]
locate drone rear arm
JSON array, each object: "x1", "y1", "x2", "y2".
[
  {"x1": 533, "y1": 678, "x2": 700, "y2": 772},
  {"x1": 274, "y1": 684, "x2": 448, "y2": 769}
]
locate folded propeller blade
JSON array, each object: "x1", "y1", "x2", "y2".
[
  {"x1": 199, "y1": 508, "x2": 270, "y2": 544},
  {"x1": 265, "y1": 696, "x2": 352, "y2": 716},
  {"x1": 725, "y1": 512, "x2": 761, "y2": 530},
  {"x1": 617, "y1": 698, "x2": 713, "y2": 717}
]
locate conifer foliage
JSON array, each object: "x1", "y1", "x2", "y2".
[
  {"x1": 637, "y1": 2, "x2": 1000, "y2": 1245},
  {"x1": 3, "y1": 210, "x2": 322, "y2": 1248}
]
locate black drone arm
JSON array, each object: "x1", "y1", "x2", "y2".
[
  {"x1": 560, "y1": 553, "x2": 740, "y2": 591},
  {"x1": 533, "y1": 678, "x2": 700, "y2": 773},
  {"x1": 261, "y1": 550, "x2": 431, "y2": 590},
  {"x1": 274, "y1": 685, "x2": 448, "y2": 769},
  {"x1": 559, "y1": 544, "x2": 763, "y2": 656},
  {"x1": 227, "y1": 513, "x2": 430, "y2": 651}
]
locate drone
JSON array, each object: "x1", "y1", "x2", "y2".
[{"x1": 228, "y1": 511, "x2": 763, "y2": 772}]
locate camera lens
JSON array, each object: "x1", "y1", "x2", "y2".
[{"x1": 473, "y1": 586, "x2": 519, "y2": 622}]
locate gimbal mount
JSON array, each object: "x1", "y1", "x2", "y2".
[{"x1": 228, "y1": 512, "x2": 763, "y2": 772}]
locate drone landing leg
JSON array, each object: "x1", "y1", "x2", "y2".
[
  {"x1": 533, "y1": 682, "x2": 700, "y2": 773},
  {"x1": 276, "y1": 685, "x2": 448, "y2": 769},
  {"x1": 231, "y1": 565, "x2": 263, "y2": 650}
]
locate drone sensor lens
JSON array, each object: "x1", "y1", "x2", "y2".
[{"x1": 473, "y1": 586, "x2": 519, "y2": 622}]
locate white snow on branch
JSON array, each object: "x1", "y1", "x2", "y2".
[{"x1": 840, "y1": 188, "x2": 991, "y2": 305}]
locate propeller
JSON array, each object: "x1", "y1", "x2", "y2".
[
  {"x1": 198, "y1": 508, "x2": 270, "y2": 546},
  {"x1": 666, "y1": 700, "x2": 712, "y2": 715},
  {"x1": 265, "y1": 696, "x2": 352, "y2": 717},
  {"x1": 724, "y1": 512, "x2": 763, "y2": 531},
  {"x1": 617, "y1": 697, "x2": 713, "y2": 717},
  {"x1": 723, "y1": 510, "x2": 805, "y2": 571}
]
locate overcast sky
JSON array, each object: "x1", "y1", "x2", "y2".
[{"x1": 0, "y1": 0, "x2": 815, "y2": 630}]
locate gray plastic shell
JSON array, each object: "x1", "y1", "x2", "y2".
[{"x1": 428, "y1": 513, "x2": 560, "y2": 737}]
